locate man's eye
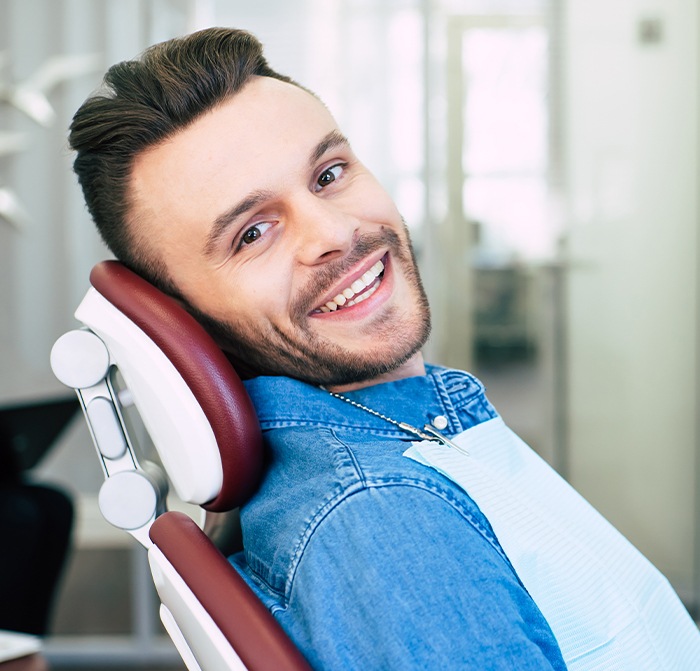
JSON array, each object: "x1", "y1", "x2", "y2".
[
  {"x1": 315, "y1": 164, "x2": 344, "y2": 191},
  {"x1": 239, "y1": 222, "x2": 271, "y2": 247}
]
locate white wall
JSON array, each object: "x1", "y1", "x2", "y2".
[
  {"x1": 0, "y1": 0, "x2": 200, "y2": 405},
  {"x1": 563, "y1": 0, "x2": 698, "y2": 595}
]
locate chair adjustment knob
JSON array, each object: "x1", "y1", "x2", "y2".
[
  {"x1": 51, "y1": 329, "x2": 110, "y2": 389},
  {"x1": 98, "y1": 471, "x2": 158, "y2": 531}
]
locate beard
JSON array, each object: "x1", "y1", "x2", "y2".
[{"x1": 186, "y1": 224, "x2": 431, "y2": 387}]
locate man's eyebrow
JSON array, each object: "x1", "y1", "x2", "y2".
[
  {"x1": 309, "y1": 130, "x2": 350, "y2": 167},
  {"x1": 203, "y1": 190, "x2": 273, "y2": 259}
]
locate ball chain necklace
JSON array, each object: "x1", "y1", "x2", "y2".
[{"x1": 323, "y1": 388, "x2": 470, "y2": 456}]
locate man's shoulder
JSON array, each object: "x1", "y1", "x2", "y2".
[{"x1": 240, "y1": 424, "x2": 494, "y2": 600}]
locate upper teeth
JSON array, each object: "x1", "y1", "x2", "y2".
[{"x1": 319, "y1": 260, "x2": 385, "y2": 313}]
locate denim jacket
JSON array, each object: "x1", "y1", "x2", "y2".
[{"x1": 230, "y1": 365, "x2": 567, "y2": 670}]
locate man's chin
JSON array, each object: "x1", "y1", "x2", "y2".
[
  {"x1": 291, "y1": 320, "x2": 431, "y2": 388},
  {"x1": 227, "y1": 326, "x2": 429, "y2": 388}
]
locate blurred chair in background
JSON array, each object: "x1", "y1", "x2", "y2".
[{"x1": 0, "y1": 399, "x2": 77, "y2": 636}]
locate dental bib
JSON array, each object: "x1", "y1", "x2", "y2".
[{"x1": 404, "y1": 417, "x2": 700, "y2": 670}]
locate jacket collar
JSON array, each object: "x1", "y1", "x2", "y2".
[{"x1": 243, "y1": 365, "x2": 487, "y2": 437}]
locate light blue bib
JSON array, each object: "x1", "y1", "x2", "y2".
[{"x1": 404, "y1": 417, "x2": 700, "y2": 670}]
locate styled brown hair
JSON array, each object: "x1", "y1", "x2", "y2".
[{"x1": 69, "y1": 27, "x2": 297, "y2": 292}]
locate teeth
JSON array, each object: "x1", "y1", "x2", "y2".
[
  {"x1": 346, "y1": 282, "x2": 379, "y2": 306},
  {"x1": 319, "y1": 259, "x2": 385, "y2": 313}
]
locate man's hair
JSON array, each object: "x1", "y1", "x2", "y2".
[{"x1": 69, "y1": 27, "x2": 297, "y2": 293}]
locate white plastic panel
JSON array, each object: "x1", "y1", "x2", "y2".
[
  {"x1": 148, "y1": 546, "x2": 248, "y2": 671},
  {"x1": 159, "y1": 605, "x2": 204, "y2": 671},
  {"x1": 75, "y1": 288, "x2": 223, "y2": 505}
]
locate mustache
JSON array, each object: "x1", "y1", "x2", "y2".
[{"x1": 291, "y1": 228, "x2": 403, "y2": 320}]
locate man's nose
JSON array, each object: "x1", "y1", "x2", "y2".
[{"x1": 291, "y1": 194, "x2": 358, "y2": 266}]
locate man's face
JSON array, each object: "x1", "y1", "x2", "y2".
[{"x1": 129, "y1": 76, "x2": 430, "y2": 387}]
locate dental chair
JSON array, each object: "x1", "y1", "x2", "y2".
[{"x1": 50, "y1": 261, "x2": 312, "y2": 671}]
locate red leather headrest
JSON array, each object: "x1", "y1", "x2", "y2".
[{"x1": 90, "y1": 260, "x2": 263, "y2": 511}]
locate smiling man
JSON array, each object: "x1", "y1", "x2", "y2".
[
  {"x1": 68, "y1": 26, "x2": 700, "y2": 671},
  {"x1": 68, "y1": 27, "x2": 568, "y2": 670}
]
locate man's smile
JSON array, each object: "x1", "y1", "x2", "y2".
[{"x1": 313, "y1": 255, "x2": 386, "y2": 314}]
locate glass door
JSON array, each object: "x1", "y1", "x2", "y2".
[{"x1": 443, "y1": 14, "x2": 564, "y2": 467}]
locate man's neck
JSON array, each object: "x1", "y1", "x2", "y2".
[{"x1": 326, "y1": 352, "x2": 426, "y2": 393}]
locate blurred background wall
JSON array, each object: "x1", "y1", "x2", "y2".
[{"x1": 0, "y1": 0, "x2": 698, "y2": 666}]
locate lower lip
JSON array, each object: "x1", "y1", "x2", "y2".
[{"x1": 311, "y1": 254, "x2": 392, "y2": 321}]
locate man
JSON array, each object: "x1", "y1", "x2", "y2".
[{"x1": 68, "y1": 28, "x2": 697, "y2": 670}]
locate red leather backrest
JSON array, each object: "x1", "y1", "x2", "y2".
[
  {"x1": 90, "y1": 260, "x2": 263, "y2": 511},
  {"x1": 150, "y1": 512, "x2": 312, "y2": 671}
]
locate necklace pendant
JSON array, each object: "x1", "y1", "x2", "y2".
[
  {"x1": 324, "y1": 388, "x2": 469, "y2": 455},
  {"x1": 421, "y1": 424, "x2": 470, "y2": 456}
]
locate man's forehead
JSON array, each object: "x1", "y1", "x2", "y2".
[
  {"x1": 133, "y1": 77, "x2": 337, "y2": 181},
  {"x1": 139, "y1": 77, "x2": 327, "y2": 153}
]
